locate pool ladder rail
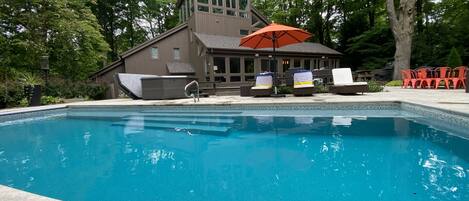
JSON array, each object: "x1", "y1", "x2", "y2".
[{"x1": 185, "y1": 80, "x2": 200, "y2": 103}]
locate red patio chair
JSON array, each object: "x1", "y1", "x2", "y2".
[
  {"x1": 449, "y1": 66, "x2": 468, "y2": 89},
  {"x1": 401, "y1": 69, "x2": 418, "y2": 88},
  {"x1": 433, "y1": 67, "x2": 451, "y2": 89},
  {"x1": 416, "y1": 67, "x2": 434, "y2": 88}
]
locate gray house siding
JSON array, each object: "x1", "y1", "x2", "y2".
[
  {"x1": 193, "y1": 12, "x2": 252, "y2": 37},
  {"x1": 124, "y1": 28, "x2": 190, "y2": 75}
]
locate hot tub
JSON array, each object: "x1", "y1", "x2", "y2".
[{"x1": 141, "y1": 76, "x2": 195, "y2": 100}]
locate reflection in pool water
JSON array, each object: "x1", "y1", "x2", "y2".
[{"x1": 0, "y1": 112, "x2": 468, "y2": 201}]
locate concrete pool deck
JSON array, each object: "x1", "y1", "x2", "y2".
[
  {"x1": 2, "y1": 87, "x2": 468, "y2": 116},
  {"x1": 0, "y1": 87, "x2": 468, "y2": 200}
]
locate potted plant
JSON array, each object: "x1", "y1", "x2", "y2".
[{"x1": 20, "y1": 73, "x2": 44, "y2": 106}]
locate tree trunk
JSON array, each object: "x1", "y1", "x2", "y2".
[
  {"x1": 393, "y1": 36, "x2": 412, "y2": 79},
  {"x1": 386, "y1": 0, "x2": 417, "y2": 80}
]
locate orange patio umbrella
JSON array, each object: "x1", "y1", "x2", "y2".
[
  {"x1": 239, "y1": 22, "x2": 311, "y2": 73},
  {"x1": 239, "y1": 22, "x2": 312, "y2": 50},
  {"x1": 239, "y1": 22, "x2": 312, "y2": 94}
]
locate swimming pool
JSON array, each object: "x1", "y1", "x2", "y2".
[{"x1": 1, "y1": 103, "x2": 468, "y2": 200}]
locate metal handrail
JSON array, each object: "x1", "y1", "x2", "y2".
[{"x1": 184, "y1": 80, "x2": 200, "y2": 103}]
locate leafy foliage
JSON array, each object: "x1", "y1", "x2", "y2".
[
  {"x1": 0, "y1": 0, "x2": 109, "y2": 81},
  {"x1": 367, "y1": 80, "x2": 384, "y2": 92},
  {"x1": 89, "y1": 0, "x2": 178, "y2": 61},
  {"x1": 277, "y1": 85, "x2": 292, "y2": 94},
  {"x1": 0, "y1": 81, "x2": 24, "y2": 108},
  {"x1": 447, "y1": 47, "x2": 463, "y2": 67},
  {"x1": 41, "y1": 96, "x2": 65, "y2": 105},
  {"x1": 385, "y1": 80, "x2": 403, "y2": 86},
  {"x1": 44, "y1": 77, "x2": 108, "y2": 100}
]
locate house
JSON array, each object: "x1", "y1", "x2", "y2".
[{"x1": 90, "y1": 0, "x2": 342, "y2": 98}]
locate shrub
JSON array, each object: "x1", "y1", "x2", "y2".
[
  {"x1": 385, "y1": 80, "x2": 402, "y2": 87},
  {"x1": 85, "y1": 84, "x2": 108, "y2": 100},
  {"x1": 0, "y1": 81, "x2": 25, "y2": 108},
  {"x1": 44, "y1": 77, "x2": 108, "y2": 100},
  {"x1": 19, "y1": 72, "x2": 44, "y2": 87},
  {"x1": 367, "y1": 80, "x2": 384, "y2": 92},
  {"x1": 447, "y1": 47, "x2": 463, "y2": 67},
  {"x1": 315, "y1": 85, "x2": 329, "y2": 93},
  {"x1": 277, "y1": 86, "x2": 292, "y2": 94},
  {"x1": 18, "y1": 98, "x2": 29, "y2": 107},
  {"x1": 41, "y1": 96, "x2": 65, "y2": 105}
]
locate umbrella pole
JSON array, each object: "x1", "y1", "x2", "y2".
[{"x1": 272, "y1": 34, "x2": 278, "y2": 95}]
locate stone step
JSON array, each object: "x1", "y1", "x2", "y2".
[
  {"x1": 122, "y1": 116, "x2": 235, "y2": 124},
  {"x1": 112, "y1": 121, "x2": 231, "y2": 133}
]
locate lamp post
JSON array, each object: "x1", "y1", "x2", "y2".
[{"x1": 40, "y1": 55, "x2": 49, "y2": 86}]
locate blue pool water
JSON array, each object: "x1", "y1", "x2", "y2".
[{"x1": 0, "y1": 108, "x2": 468, "y2": 201}]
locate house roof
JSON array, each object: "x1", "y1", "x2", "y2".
[
  {"x1": 194, "y1": 33, "x2": 342, "y2": 55},
  {"x1": 166, "y1": 62, "x2": 195, "y2": 74},
  {"x1": 90, "y1": 59, "x2": 124, "y2": 78}
]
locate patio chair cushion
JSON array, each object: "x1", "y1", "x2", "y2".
[
  {"x1": 116, "y1": 73, "x2": 158, "y2": 99},
  {"x1": 332, "y1": 68, "x2": 354, "y2": 85},
  {"x1": 333, "y1": 82, "x2": 368, "y2": 86},
  {"x1": 293, "y1": 71, "x2": 314, "y2": 89},
  {"x1": 252, "y1": 73, "x2": 273, "y2": 89}
]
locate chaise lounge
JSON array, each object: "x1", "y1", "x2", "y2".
[
  {"x1": 329, "y1": 68, "x2": 368, "y2": 94},
  {"x1": 292, "y1": 70, "x2": 315, "y2": 96},
  {"x1": 251, "y1": 72, "x2": 273, "y2": 97}
]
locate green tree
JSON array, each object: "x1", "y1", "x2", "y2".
[
  {"x1": 447, "y1": 47, "x2": 463, "y2": 67},
  {"x1": 0, "y1": 0, "x2": 109, "y2": 80},
  {"x1": 90, "y1": 0, "x2": 179, "y2": 62}
]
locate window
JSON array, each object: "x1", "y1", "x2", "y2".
[
  {"x1": 239, "y1": 0, "x2": 247, "y2": 10},
  {"x1": 212, "y1": 0, "x2": 223, "y2": 6},
  {"x1": 244, "y1": 58, "x2": 254, "y2": 73},
  {"x1": 173, "y1": 48, "x2": 180, "y2": 60},
  {"x1": 282, "y1": 59, "x2": 290, "y2": 72},
  {"x1": 151, "y1": 47, "x2": 159, "y2": 59},
  {"x1": 240, "y1": 29, "x2": 249, "y2": 35},
  {"x1": 313, "y1": 59, "x2": 319, "y2": 69},
  {"x1": 214, "y1": 57, "x2": 226, "y2": 73},
  {"x1": 186, "y1": 0, "x2": 191, "y2": 17},
  {"x1": 215, "y1": 76, "x2": 227, "y2": 82},
  {"x1": 294, "y1": 59, "x2": 301, "y2": 67},
  {"x1": 212, "y1": 7, "x2": 223, "y2": 14},
  {"x1": 245, "y1": 75, "x2": 255, "y2": 81},
  {"x1": 304, "y1": 59, "x2": 311, "y2": 70},
  {"x1": 230, "y1": 0, "x2": 236, "y2": 8},
  {"x1": 261, "y1": 59, "x2": 270, "y2": 72},
  {"x1": 252, "y1": 15, "x2": 259, "y2": 24},
  {"x1": 198, "y1": 5, "x2": 209, "y2": 12},
  {"x1": 181, "y1": 4, "x2": 186, "y2": 21},
  {"x1": 226, "y1": 0, "x2": 236, "y2": 8},
  {"x1": 239, "y1": 12, "x2": 248, "y2": 18},
  {"x1": 189, "y1": 0, "x2": 194, "y2": 13},
  {"x1": 227, "y1": 10, "x2": 236, "y2": 16},
  {"x1": 230, "y1": 57, "x2": 240, "y2": 73},
  {"x1": 197, "y1": 0, "x2": 208, "y2": 3},
  {"x1": 255, "y1": 22, "x2": 266, "y2": 28},
  {"x1": 230, "y1": 76, "x2": 241, "y2": 82}
]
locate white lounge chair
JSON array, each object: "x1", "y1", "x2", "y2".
[
  {"x1": 293, "y1": 70, "x2": 315, "y2": 96},
  {"x1": 251, "y1": 72, "x2": 273, "y2": 97},
  {"x1": 329, "y1": 68, "x2": 368, "y2": 94}
]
